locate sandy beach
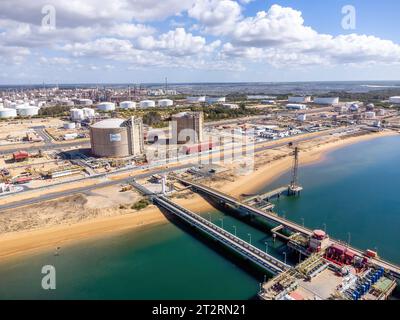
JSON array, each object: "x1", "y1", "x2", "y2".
[{"x1": 0, "y1": 130, "x2": 397, "y2": 262}]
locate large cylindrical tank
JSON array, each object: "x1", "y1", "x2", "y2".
[
  {"x1": 83, "y1": 107, "x2": 95, "y2": 118},
  {"x1": 119, "y1": 101, "x2": 136, "y2": 109},
  {"x1": 70, "y1": 108, "x2": 85, "y2": 121},
  {"x1": 97, "y1": 102, "x2": 116, "y2": 112},
  {"x1": 158, "y1": 99, "x2": 174, "y2": 107},
  {"x1": 314, "y1": 97, "x2": 340, "y2": 105},
  {"x1": 0, "y1": 108, "x2": 17, "y2": 118},
  {"x1": 78, "y1": 99, "x2": 93, "y2": 106},
  {"x1": 389, "y1": 96, "x2": 400, "y2": 104},
  {"x1": 17, "y1": 106, "x2": 40, "y2": 117},
  {"x1": 90, "y1": 119, "x2": 130, "y2": 158},
  {"x1": 140, "y1": 100, "x2": 156, "y2": 108}
]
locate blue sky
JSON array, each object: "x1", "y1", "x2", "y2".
[{"x1": 0, "y1": 0, "x2": 400, "y2": 84}]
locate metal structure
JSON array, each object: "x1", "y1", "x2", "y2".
[{"x1": 288, "y1": 146, "x2": 303, "y2": 196}]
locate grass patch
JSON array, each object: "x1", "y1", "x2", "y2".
[{"x1": 131, "y1": 199, "x2": 150, "y2": 211}]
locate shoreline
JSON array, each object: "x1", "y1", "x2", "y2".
[{"x1": 0, "y1": 130, "x2": 397, "y2": 263}]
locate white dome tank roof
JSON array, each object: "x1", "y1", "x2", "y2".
[
  {"x1": 0, "y1": 108, "x2": 17, "y2": 118},
  {"x1": 91, "y1": 118, "x2": 125, "y2": 129}
]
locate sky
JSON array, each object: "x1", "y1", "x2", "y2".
[{"x1": 0, "y1": 0, "x2": 400, "y2": 84}]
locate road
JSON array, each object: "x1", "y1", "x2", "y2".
[{"x1": 0, "y1": 164, "x2": 193, "y2": 211}]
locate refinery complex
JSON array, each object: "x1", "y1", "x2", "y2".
[{"x1": 0, "y1": 83, "x2": 399, "y2": 302}]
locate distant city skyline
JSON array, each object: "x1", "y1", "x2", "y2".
[{"x1": 1, "y1": 0, "x2": 400, "y2": 84}]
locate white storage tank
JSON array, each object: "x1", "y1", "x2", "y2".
[
  {"x1": 119, "y1": 101, "x2": 136, "y2": 109},
  {"x1": 70, "y1": 108, "x2": 85, "y2": 121},
  {"x1": 97, "y1": 102, "x2": 116, "y2": 112},
  {"x1": 297, "y1": 114, "x2": 307, "y2": 122},
  {"x1": 0, "y1": 108, "x2": 17, "y2": 118},
  {"x1": 78, "y1": 99, "x2": 93, "y2": 106},
  {"x1": 206, "y1": 97, "x2": 226, "y2": 104},
  {"x1": 365, "y1": 111, "x2": 376, "y2": 119},
  {"x1": 389, "y1": 96, "x2": 400, "y2": 104},
  {"x1": 64, "y1": 122, "x2": 76, "y2": 130},
  {"x1": 286, "y1": 104, "x2": 308, "y2": 110},
  {"x1": 289, "y1": 96, "x2": 312, "y2": 103},
  {"x1": 83, "y1": 107, "x2": 95, "y2": 118},
  {"x1": 17, "y1": 106, "x2": 40, "y2": 117},
  {"x1": 186, "y1": 96, "x2": 206, "y2": 103},
  {"x1": 140, "y1": 100, "x2": 156, "y2": 108},
  {"x1": 314, "y1": 97, "x2": 340, "y2": 105},
  {"x1": 158, "y1": 99, "x2": 174, "y2": 107}
]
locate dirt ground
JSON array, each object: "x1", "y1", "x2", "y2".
[{"x1": 0, "y1": 185, "x2": 143, "y2": 234}]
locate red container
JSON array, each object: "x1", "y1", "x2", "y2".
[{"x1": 183, "y1": 142, "x2": 217, "y2": 155}]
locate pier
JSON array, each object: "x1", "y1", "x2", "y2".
[
  {"x1": 131, "y1": 172, "x2": 400, "y2": 300},
  {"x1": 176, "y1": 179, "x2": 400, "y2": 282}
]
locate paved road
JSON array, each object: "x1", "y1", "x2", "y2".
[{"x1": 0, "y1": 164, "x2": 193, "y2": 211}]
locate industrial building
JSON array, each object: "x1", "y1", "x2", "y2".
[
  {"x1": 90, "y1": 117, "x2": 144, "y2": 158},
  {"x1": 171, "y1": 111, "x2": 204, "y2": 144},
  {"x1": 286, "y1": 104, "x2": 308, "y2": 110},
  {"x1": 314, "y1": 97, "x2": 340, "y2": 105}
]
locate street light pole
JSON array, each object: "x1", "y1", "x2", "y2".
[
  {"x1": 220, "y1": 218, "x2": 224, "y2": 230},
  {"x1": 233, "y1": 225, "x2": 237, "y2": 237},
  {"x1": 301, "y1": 217, "x2": 305, "y2": 227},
  {"x1": 283, "y1": 252, "x2": 287, "y2": 265},
  {"x1": 347, "y1": 232, "x2": 351, "y2": 247},
  {"x1": 265, "y1": 241, "x2": 268, "y2": 254},
  {"x1": 248, "y1": 233, "x2": 252, "y2": 245},
  {"x1": 323, "y1": 223, "x2": 327, "y2": 233}
]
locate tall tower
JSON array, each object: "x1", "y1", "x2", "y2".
[{"x1": 288, "y1": 146, "x2": 303, "y2": 196}]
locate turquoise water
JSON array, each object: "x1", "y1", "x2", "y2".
[{"x1": 0, "y1": 135, "x2": 399, "y2": 299}]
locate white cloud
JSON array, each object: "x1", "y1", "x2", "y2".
[
  {"x1": 188, "y1": 0, "x2": 242, "y2": 35},
  {"x1": 137, "y1": 28, "x2": 218, "y2": 56}
]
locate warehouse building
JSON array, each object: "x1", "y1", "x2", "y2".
[{"x1": 90, "y1": 117, "x2": 144, "y2": 158}]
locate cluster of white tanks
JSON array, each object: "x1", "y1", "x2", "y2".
[
  {"x1": 70, "y1": 107, "x2": 96, "y2": 121},
  {"x1": 0, "y1": 102, "x2": 40, "y2": 118}
]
